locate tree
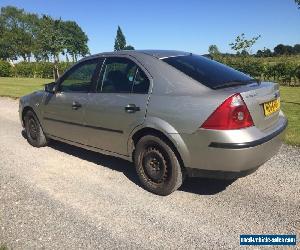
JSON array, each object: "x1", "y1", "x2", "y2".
[
  {"x1": 62, "y1": 21, "x2": 89, "y2": 62},
  {"x1": 208, "y1": 45, "x2": 220, "y2": 55},
  {"x1": 113, "y1": 26, "x2": 134, "y2": 51},
  {"x1": 294, "y1": 44, "x2": 300, "y2": 54},
  {"x1": 114, "y1": 26, "x2": 126, "y2": 51},
  {"x1": 285, "y1": 45, "x2": 294, "y2": 55},
  {"x1": 229, "y1": 33, "x2": 261, "y2": 55},
  {"x1": 240, "y1": 49, "x2": 249, "y2": 56},
  {"x1": 0, "y1": 6, "x2": 25, "y2": 61},
  {"x1": 274, "y1": 44, "x2": 295, "y2": 55},
  {"x1": 256, "y1": 47, "x2": 272, "y2": 57},
  {"x1": 0, "y1": 5, "x2": 90, "y2": 64},
  {"x1": 0, "y1": 6, "x2": 39, "y2": 62},
  {"x1": 295, "y1": 0, "x2": 300, "y2": 8},
  {"x1": 274, "y1": 44, "x2": 286, "y2": 55},
  {"x1": 124, "y1": 45, "x2": 135, "y2": 50},
  {"x1": 36, "y1": 15, "x2": 65, "y2": 79}
]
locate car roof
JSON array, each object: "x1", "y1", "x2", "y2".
[{"x1": 90, "y1": 50, "x2": 190, "y2": 59}]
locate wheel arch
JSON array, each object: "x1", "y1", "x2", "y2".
[
  {"x1": 22, "y1": 106, "x2": 35, "y2": 126},
  {"x1": 22, "y1": 106, "x2": 43, "y2": 130},
  {"x1": 130, "y1": 127, "x2": 189, "y2": 172}
]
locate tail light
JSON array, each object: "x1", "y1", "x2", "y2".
[{"x1": 201, "y1": 93, "x2": 254, "y2": 130}]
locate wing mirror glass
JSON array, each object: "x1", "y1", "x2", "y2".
[{"x1": 45, "y1": 82, "x2": 57, "y2": 93}]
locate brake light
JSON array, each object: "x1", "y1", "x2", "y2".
[{"x1": 201, "y1": 93, "x2": 254, "y2": 130}]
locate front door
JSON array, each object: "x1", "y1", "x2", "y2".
[
  {"x1": 85, "y1": 56, "x2": 151, "y2": 155},
  {"x1": 42, "y1": 58, "x2": 100, "y2": 144}
]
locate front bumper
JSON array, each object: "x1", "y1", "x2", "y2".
[
  {"x1": 177, "y1": 114, "x2": 287, "y2": 178},
  {"x1": 19, "y1": 99, "x2": 25, "y2": 127}
]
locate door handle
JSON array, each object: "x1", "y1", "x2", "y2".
[
  {"x1": 125, "y1": 104, "x2": 140, "y2": 113},
  {"x1": 72, "y1": 101, "x2": 82, "y2": 110}
]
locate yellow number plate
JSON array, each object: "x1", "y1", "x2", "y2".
[{"x1": 263, "y1": 98, "x2": 280, "y2": 116}]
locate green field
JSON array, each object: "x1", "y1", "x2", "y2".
[
  {"x1": 0, "y1": 77, "x2": 52, "y2": 98},
  {"x1": 0, "y1": 77, "x2": 299, "y2": 146},
  {"x1": 280, "y1": 86, "x2": 300, "y2": 146}
]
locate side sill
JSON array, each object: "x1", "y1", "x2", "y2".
[{"x1": 46, "y1": 134, "x2": 132, "y2": 162}]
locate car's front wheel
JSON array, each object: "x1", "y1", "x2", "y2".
[
  {"x1": 134, "y1": 135, "x2": 183, "y2": 196},
  {"x1": 24, "y1": 110, "x2": 48, "y2": 147}
]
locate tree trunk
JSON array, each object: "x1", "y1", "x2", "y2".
[{"x1": 53, "y1": 55, "x2": 60, "y2": 81}]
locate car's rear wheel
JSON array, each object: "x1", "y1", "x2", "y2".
[
  {"x1": 24, "y1": 110, "x2": 48, "y2": 147},
  {"x1": 134, "y1": 135, "x2": 183, "y2": 196}
]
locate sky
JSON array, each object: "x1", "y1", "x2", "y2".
[{"x1": 1, "y1": 0, "x2": 299, "y2": 55}]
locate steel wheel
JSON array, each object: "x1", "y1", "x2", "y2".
[
  {"x1": 134, "y1": 135, "x2": 183, "y2": 196},
  {"x1": 142, "y1": 146, "x2": 168, "y2": 184},
  {"x1": 24, "y1": 110, "x2": 48, "y2": 147},
  {"x1": 28, "y1": 117, "x2": 38, "y2": 141}
]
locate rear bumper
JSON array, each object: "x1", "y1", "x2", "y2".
[
  {"x1": 176, "y1": 114, "x2": 287, "y2": 178},
  {"x1": 186, "y1": 166, "x2": 259, "y2": 179},
  {"x1": 209, "y1": 118, "x2": 287, "y2": 149}
]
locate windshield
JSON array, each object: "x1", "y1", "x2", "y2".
[{"x1": 162, "y1": 55, "x2": 254, "y2": 89}]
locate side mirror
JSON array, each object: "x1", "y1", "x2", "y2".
[{"x1": 45, "y1": 82, "x2": 57, "y2": 94}]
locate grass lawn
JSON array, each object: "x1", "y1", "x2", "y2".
[
  {"x1": 0, "y1": 77, "x2": 52, "y2": 98},
  {"x1": 280, "y1": 86, "x2": 300, "y2": 146},
  {"x1": 0, "y1": 77, "x2": 299, "y2": 146}
]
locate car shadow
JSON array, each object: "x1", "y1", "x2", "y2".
[
  {"x1": 21, "y1": 130, "x2": 235, "y2": 195},
  {"x1": 179, "y1": 178, "x2": 234, "y2": 195},
  {"x1": 49, "y1": 140, "x2": 141, "y2": 187}
]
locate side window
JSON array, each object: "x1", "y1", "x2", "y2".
[
  {"x1": 132, "y1": 68, "x2": 150, "y2": 94},
  {"x1": 59, "y1": 59, "x2": 98, "y2": 92},
  {"x1": 97, "y1": 57, "x2": 137, "y2": 93}
]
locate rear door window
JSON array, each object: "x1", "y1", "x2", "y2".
[
  {"x1": 97, "y1": 57, "x2": 150, "y2": 94},
  {"x1": 97, "y1": 57, "x2": 136, "y2": 93},
  {"x1": 162, "y1": 55, "x2": 253, "y2": 89}
]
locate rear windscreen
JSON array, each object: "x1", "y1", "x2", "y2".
[{"x1": 162, "y1": 55, "x2": 252, "y2": 89}]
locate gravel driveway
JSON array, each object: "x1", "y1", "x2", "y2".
[{"x1": 0, "y1": 97, "x2": 299, "y2": 249}]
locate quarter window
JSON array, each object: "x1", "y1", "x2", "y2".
[
  {"x1": 59, "y1": 59, "x2": 98, "y2": 92},
  {"x1": 132, "y1": 68, "x2": 150, "y2": 94}
]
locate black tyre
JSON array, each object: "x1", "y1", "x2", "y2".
[
  {"x1": 24, "y1": 110, "x2": 48, "y2": 147},
  {"x1": 134, "y1": 135, "x2": 183, "y2": 196}
]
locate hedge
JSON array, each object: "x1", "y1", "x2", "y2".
[
  {"x1": 0, "y1": 61, "x2": 12, "y2": 77},
  {"x1": 0, "y1": 61, "x2": 73, "y2": 79},
  {"x1": 215, "y1": 56, "x2": 300, "y2": 86},
  {"x1": 0, "y1": 59, "x2": 299, "y2": 86}
]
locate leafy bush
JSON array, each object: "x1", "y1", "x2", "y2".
[
  {"x1": 296, "y1": 65, "x2": 300, "y2": 81},
  {"x1": 264, "y1": 64, "x2": 277, "y2": 81},
  {"x1": 58, "y1": 62, "x2": 73, "y2": 75},
  {"x1": 34, "y1": 62, "x2": 54, "y2": 78},
  {"x1": 11, "y1": 62, "x2": 74, "y2": 79},
  {"x1": 2, "y1": 58, "x2": 299, "y2": 86},
  {"x1": 0, "y1": 61, "x2": 12, "y2": 77},
  {"x1": 215, "y1": 56, "x2": 300, "y2": 86},
  {"x1": 14, "y1": 62, "x2": 35, "y2": 78}
]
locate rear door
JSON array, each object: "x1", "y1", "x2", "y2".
[
  {"x1": 84, "y1": 56, "x2": 151, "y2": 155},
  {"x1": 42, "y1": 58, "x2": 100, "y2": 144}
]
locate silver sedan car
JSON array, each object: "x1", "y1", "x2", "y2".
[{"x1": 19, "y1": 50, "x2": 287, "y2": 195}]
